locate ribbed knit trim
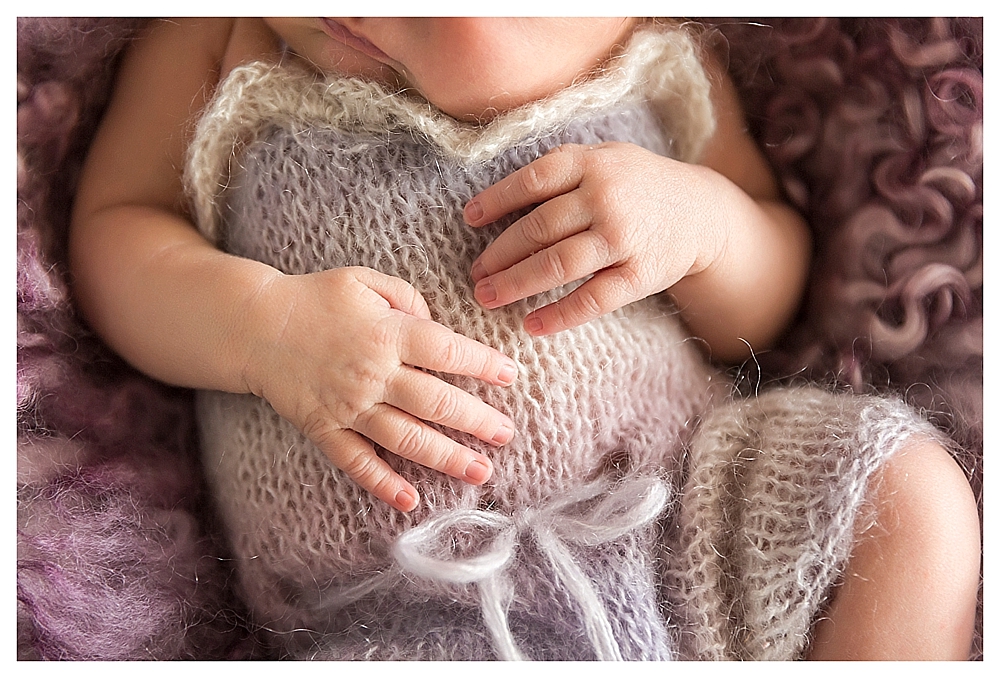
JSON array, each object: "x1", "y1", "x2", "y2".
[{"x1": 185, "y1": 25, "x2": 715, "y2": 244}]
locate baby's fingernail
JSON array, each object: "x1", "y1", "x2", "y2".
[
  {"x1": 525, "y1": 316, "x2": 544, "y2": 334},
  {"x1": 465, "y1": 199, "x2": 484, "y2": 223},
  {"x1": 491, "y1": 424, "x2": 514, "y2": 446},
  {"x1": 471, "y1": 260, "x2": 488, "y2": 282},
  {"x1": 497, "y1": 362, "x2": 518, "y2": 385},
  {"x1": 476, "y1": 280, "x2": 497, "y2": 305},
  {"x1": 395, "y1": 488, "x2": 419, "y2": 511},
  {"x1": 464, "y1": 459, "x2": 493, "y2": 484}
]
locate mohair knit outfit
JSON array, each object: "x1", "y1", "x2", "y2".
[{"x1": 186, "y1": 26, "x2": 938, "y2": 660}]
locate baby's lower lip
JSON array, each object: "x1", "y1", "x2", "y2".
[{"x1": 320, "y1": 19, "x2": 392, "y2": 62}]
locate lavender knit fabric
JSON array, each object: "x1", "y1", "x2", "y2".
[
  {"x1": 188, "y1": 27, "x2": 936, "y2": 660},
  {"x1": 194, "y1": 59, "x2": 719, "y2": 659}
]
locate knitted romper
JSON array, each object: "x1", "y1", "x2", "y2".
[{"x1": 187, "y1": 27, "x2": 938, "y2": 660}]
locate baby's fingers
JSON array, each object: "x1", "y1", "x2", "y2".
[
  {"x1": 349, "y1": 266, "x2": 433, "y2": 320},
  {"x1": 464, "y1": 144, "x2": 587, "y2": 227},
  {"x1": 389, "y1": 367, "x2": 515, "y2": 447},
  {"x1": 308, "y1": 426, "x2": 421, "y2": 512},
  {"x1": 400, "y1": 318, "x2": 519, "y2": 387},
  {"x1": 476, "y1": 230, "x2": 612, "y2": 310},
  {"x1": 357, "y1": 404, "x2": 495, "y2": 489},
  {"x1": 471, "y1": 191, "x2": 591, "y2": 284},
  {"x1": 522, "y1": 266, "x2": 642, "y2": 336}
]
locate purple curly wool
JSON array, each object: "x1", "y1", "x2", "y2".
[
  {"x1": 17, "y1": 18, "x2": 255, "y2": 660},
  {"x1": 709, "y1": 18, "x2": 982, "y2": 658},
  {"x1": 712, "y1": 18, "x2": 981, "y2": 382},
  {"x1": 709, "y1": 17, "x2": 983, "y2": 454}
]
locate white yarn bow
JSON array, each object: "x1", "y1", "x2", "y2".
[{"x1": 393, "y1": 476, "x2": 670, "y2": 661}]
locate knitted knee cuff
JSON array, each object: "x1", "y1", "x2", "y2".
[{"x1": 663, "y1": 387, "x2": 938, "y2": 660}]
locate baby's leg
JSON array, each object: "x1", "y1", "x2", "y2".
[{"x1": 808, "y1": 438, "x2": 980, "y2": 660}]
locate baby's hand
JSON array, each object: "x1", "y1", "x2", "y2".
[
  {"x1": 464, "y1": 142, "x2": 723, "y2": 335},
  {"x1": 243, "y1": 266, "x2": 518, "y2": 512}
]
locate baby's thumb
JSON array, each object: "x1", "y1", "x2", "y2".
[{"x1": 354, "y1": 267, "x2": 432, "y2": 320}]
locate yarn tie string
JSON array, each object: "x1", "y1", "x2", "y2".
[{"x1": 393, "y1": 475, "x2": 670, "y2": 661}]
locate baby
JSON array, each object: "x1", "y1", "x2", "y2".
[{"x1": 69, "y1": 18, "x2": 978, "y2": 660}]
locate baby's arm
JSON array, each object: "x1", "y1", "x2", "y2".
[
  {"x1": 671, "y1": 56, "x2": 812, "y2": 360},
  {"x1": 465, "y1": 52, "x2": 810, "y2": 362},
  {"x1": 70, "y1": 18, "x2": 517, "y2": 511}
]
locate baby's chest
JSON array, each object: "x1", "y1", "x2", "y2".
[
  {"x1": 220, "y1": 104, "x2": 669, "y2": 287},
  {"x1": 216, "y1": 110, "x2": 712, "y2": 504}
]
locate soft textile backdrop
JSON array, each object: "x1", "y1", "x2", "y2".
[{"x1": 16, "y1": 17, "x2": 982, "y2": 660}]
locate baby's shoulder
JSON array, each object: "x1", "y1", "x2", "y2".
[
  {"x1": 76, "y1": 19, "x2": 284, "y2": 220},
  {"x1": 219, "y1": 18, "x2": 284, "y2": 79},
  {"x1": 133, "y1": 18, "x2": 282, "y2": 84}
]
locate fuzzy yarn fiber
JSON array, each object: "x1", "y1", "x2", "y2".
[
  {"x1": 192, "y1": 28, "x2": 720, "y2": 660},
  {"x1": 16, "y1": 18, "x2": 256, "y2": 660},
  {"x1": 16, "y1": 18, "x2": 982, "y2": 660},
  {"x1": 189, "y1": 25, "x2": 939, "y2": 660}
]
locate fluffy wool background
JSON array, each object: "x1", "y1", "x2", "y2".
[
  {"x1": 713, "y1": 19, "x2": 983, "y2": 659},
  {"x1": 16, "y1": 17, "x2": 982, "y2": 660},
  {"x1": 16, "y1": 18, "x2": 257, "y2": 660}
]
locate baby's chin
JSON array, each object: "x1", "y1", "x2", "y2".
[{"x1": 416, "y1": 79, "x2": 578, "y2": 125}]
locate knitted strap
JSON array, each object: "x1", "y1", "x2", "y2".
[
  {"x1": 392, "y1": 476, "x2": 669, "y2": 661},
  {"x1": 184, "y1": 26, "x2": 715, "y2": 245}
]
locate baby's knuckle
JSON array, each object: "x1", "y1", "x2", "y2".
[
  {"x1": 314, "y1": 267, "x2": 347, "y2": 294},
  {"x1": 339, "y1": 450, "x2": 384, "y2": 487},
  {"x1": 301, "y1": 408, "x2": 360, "y2": 459},
  {"x1": 541, "y1": 249, "x2": 569, "y2": 282},
  {"x1": 333, "y1": 395, "x2": 370, "y2": 433},
  {"x1": 571, "y1": 286, "x2": 605, "y2": 320},
  {"x1": 469, "y1": 410, "x2": 496, "y2": 441},
  {"x1": 300, "y1": 408, "x2": 334, "y2": 443},
  {"x1": 520, "y1": 162, "x2": 554, "y2": 196},
  {"x1": 327, "y1": 401, "x2": 362, "y2": 437},
  {"x1": 587, "y1": 180, "x2": 621, "y2": 219},
  {"x1": 587, "y1": 228, "x2": 615, "y2": 263},
  {"x1": 427, "y1": 388, "x2": 461, "y2": 424},
  {"x1": 344, "y1": 362, "x2": 386, "y2": 403},
  {"x1": 440, "y1": 448, "x2": 469, "y2": 477},
  {"x1": 325, "y1": 266, "x2": 355, "y2": 285},
  {"x1": 520, "y1": 211, "x2": 551, "y2": 248},
  {"x1": 394, "y1": 278, "x2": 424, "y2": 309},
  {"x1": 328, "y1": 368, "x2": 386, "y2": 428},
  {"x1": 367, "y1": 317, "x2": 400, "y2": 354},
  {"x1": 438, "y1": 334, "x2": 469, "y2": 371},
  {"x1": 616, "y1": 265, "x2": 645, "y2": 298},
  {"x1": 395, "y1": 425, "x2": 429, "y2": 460}
]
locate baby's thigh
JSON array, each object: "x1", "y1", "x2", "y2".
[
  {"x1": 866, "y1": 437, "x2": 980, "y2": 615},
  {"x1": 810, "y1": 437, "x2": 979, "y2": 660}
]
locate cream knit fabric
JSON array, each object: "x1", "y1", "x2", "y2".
[
  {"x1": 186, "y1": 25, "x2": 936, "y2": 660},
  {"x1": 662, "y1": 388, "x2": 939, "y2": 659},
  {"x1": 185, "y1": 27, "x2": 716, "y2": 245}
]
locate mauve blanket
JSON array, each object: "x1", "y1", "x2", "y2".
[{"x1": 16, "y1": 17, "x2": 982, "y2": 660}]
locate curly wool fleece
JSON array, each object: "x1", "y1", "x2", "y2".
[
  {"x1": 185, "y1": 25, "x2": 938, "y2": 661},
  {"x1": 16, "y1": 18, "x2": 249, "y2": 660}
]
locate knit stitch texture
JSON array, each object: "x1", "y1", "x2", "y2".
[{"x1": 187, "y1": 25, "x2": 937, "y2": 660}]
